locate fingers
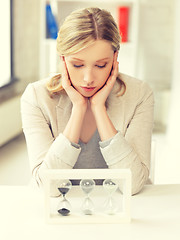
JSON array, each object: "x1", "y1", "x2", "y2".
[
  {"x1": 113, "y1": 60, "x2": 119, "y2": 80},
  {"x1": 113, "y1": 51, "x2": 118, "y2": 70},
  {"x1": 114, "y1": 51, "x2": 118, "y2": 72},
  {"x1": 61, "y1": 57, "x2": 71, "y2": 89},
  {"x1": 109, "y1": 57, "x2": 119, "y2": 84},
  {"x1": 108, "y1": 51, "x2": 118, "y2": 81},
  {"x1": 114, "y1": 51, "x2": 118, "y2": 63}
]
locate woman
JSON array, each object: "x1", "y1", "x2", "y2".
[{"x1": 21, "y1": 7, "x2": 154, "y2": 196}]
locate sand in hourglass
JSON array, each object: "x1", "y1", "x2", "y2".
[{"x1": 57, "y1": 181, "x2": 72, "y2": 216}]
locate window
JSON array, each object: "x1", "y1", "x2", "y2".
[{"x1": 0, "y1": 0, "x2": 15, "y2": 88}]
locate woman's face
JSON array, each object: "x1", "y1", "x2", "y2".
[{"x1": 64, "y1": 40, "x2": 115, "y2": 97}]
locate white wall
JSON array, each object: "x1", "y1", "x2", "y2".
[
  {"x1": 163, "y1": 0, "x2": 180, "y2": 183},
  {"x1": 167, "y1": 0, "x2": 180, "y2": 139},
  {"x1": 0, "y1": 96, "x2": 22, "y2": 146},
  {"x1": 138, "y1": 0, "x2": 174, "y2": 132}
]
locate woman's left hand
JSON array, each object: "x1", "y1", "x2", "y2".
[{"x1": 90, "y1": 52, "x2": 119, "y2": 111}]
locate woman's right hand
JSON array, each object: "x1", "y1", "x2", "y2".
[
  {"x1": 61, "y1": 58, "x2": 87, "y2": 144},
  {"x1": 61, "y1": 58, "x2": 88, "y2": 110}
]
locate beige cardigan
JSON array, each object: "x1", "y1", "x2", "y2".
[{"x1": 21, "y1": 73, "x2": 154, "y2": 195}]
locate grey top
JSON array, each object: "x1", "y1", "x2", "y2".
[{"x1": 72, "y1": 130, "x2": 108, "y2": 185}]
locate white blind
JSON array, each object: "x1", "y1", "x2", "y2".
[{"x1": 0, "y1": 0, "x2": 11, "y2": 87}]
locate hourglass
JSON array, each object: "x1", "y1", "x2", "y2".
[
  {"x1": 103, "y1": 179, "x2": 119, "y2": 215},
  {"x1": 80, "y1": 179, "x2": 95, "y2": 215},
  {"x1": 57, "y1": 180, "x2": 72, "y2": 216}
]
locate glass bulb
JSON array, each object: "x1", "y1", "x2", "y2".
[
  {"x1": 80, "y1": 179, "x2": 95, "y2": 215},
  {"x1": 103, "y1": 179, "x2": 119, "y2": 215},
  {"x1": 57, "y1": 180, "x2": 72, "y2": 216}
]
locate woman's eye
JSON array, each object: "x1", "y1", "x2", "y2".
[
  {"x1": 72, "y1": 63, "x2": 107, "y2": 68},
  {"x1": 96, "y1": 63, "x2": 107, "y2": 69},
  {"x1": 73, "y1": 64, "x2": 84, "y2": 68}
]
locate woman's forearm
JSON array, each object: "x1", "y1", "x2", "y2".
[
  {"x1": 92, "y1": 106, "x2": 117, "y2": 141},
  {"x1": 63, "y1": 105, "x2": 86, "y2": 144}
]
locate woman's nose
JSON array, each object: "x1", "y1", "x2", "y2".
[{"x1": 83, "y1": 69, "x2": 94, "y2": 86}]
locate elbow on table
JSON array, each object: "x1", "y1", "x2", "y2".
[
  {"x1": 131, "y1": 183, "x2": 145, "y2": 196},
  {"x1": 131, "y1": 172, "x2": 149, "y2": 196}
]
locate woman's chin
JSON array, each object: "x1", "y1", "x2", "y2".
[
  {"x1": 79, "y1": 89, "x2": 97, "y2": 98},
  {"x1": 81, "y1": 92, "x2": 94, "y2": 98}
]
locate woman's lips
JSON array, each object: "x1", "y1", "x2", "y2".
[{"x1": 80, "y1": 86, "x2": 96, "y2": 92}]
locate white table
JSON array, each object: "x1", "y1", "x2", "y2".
[{"x1": 0, "y1": 184, "x2": 180, "y2": 240}]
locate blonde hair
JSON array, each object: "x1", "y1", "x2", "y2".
[{"x1": 47, "y1": 7, "x2": 125, "y2": 96}]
